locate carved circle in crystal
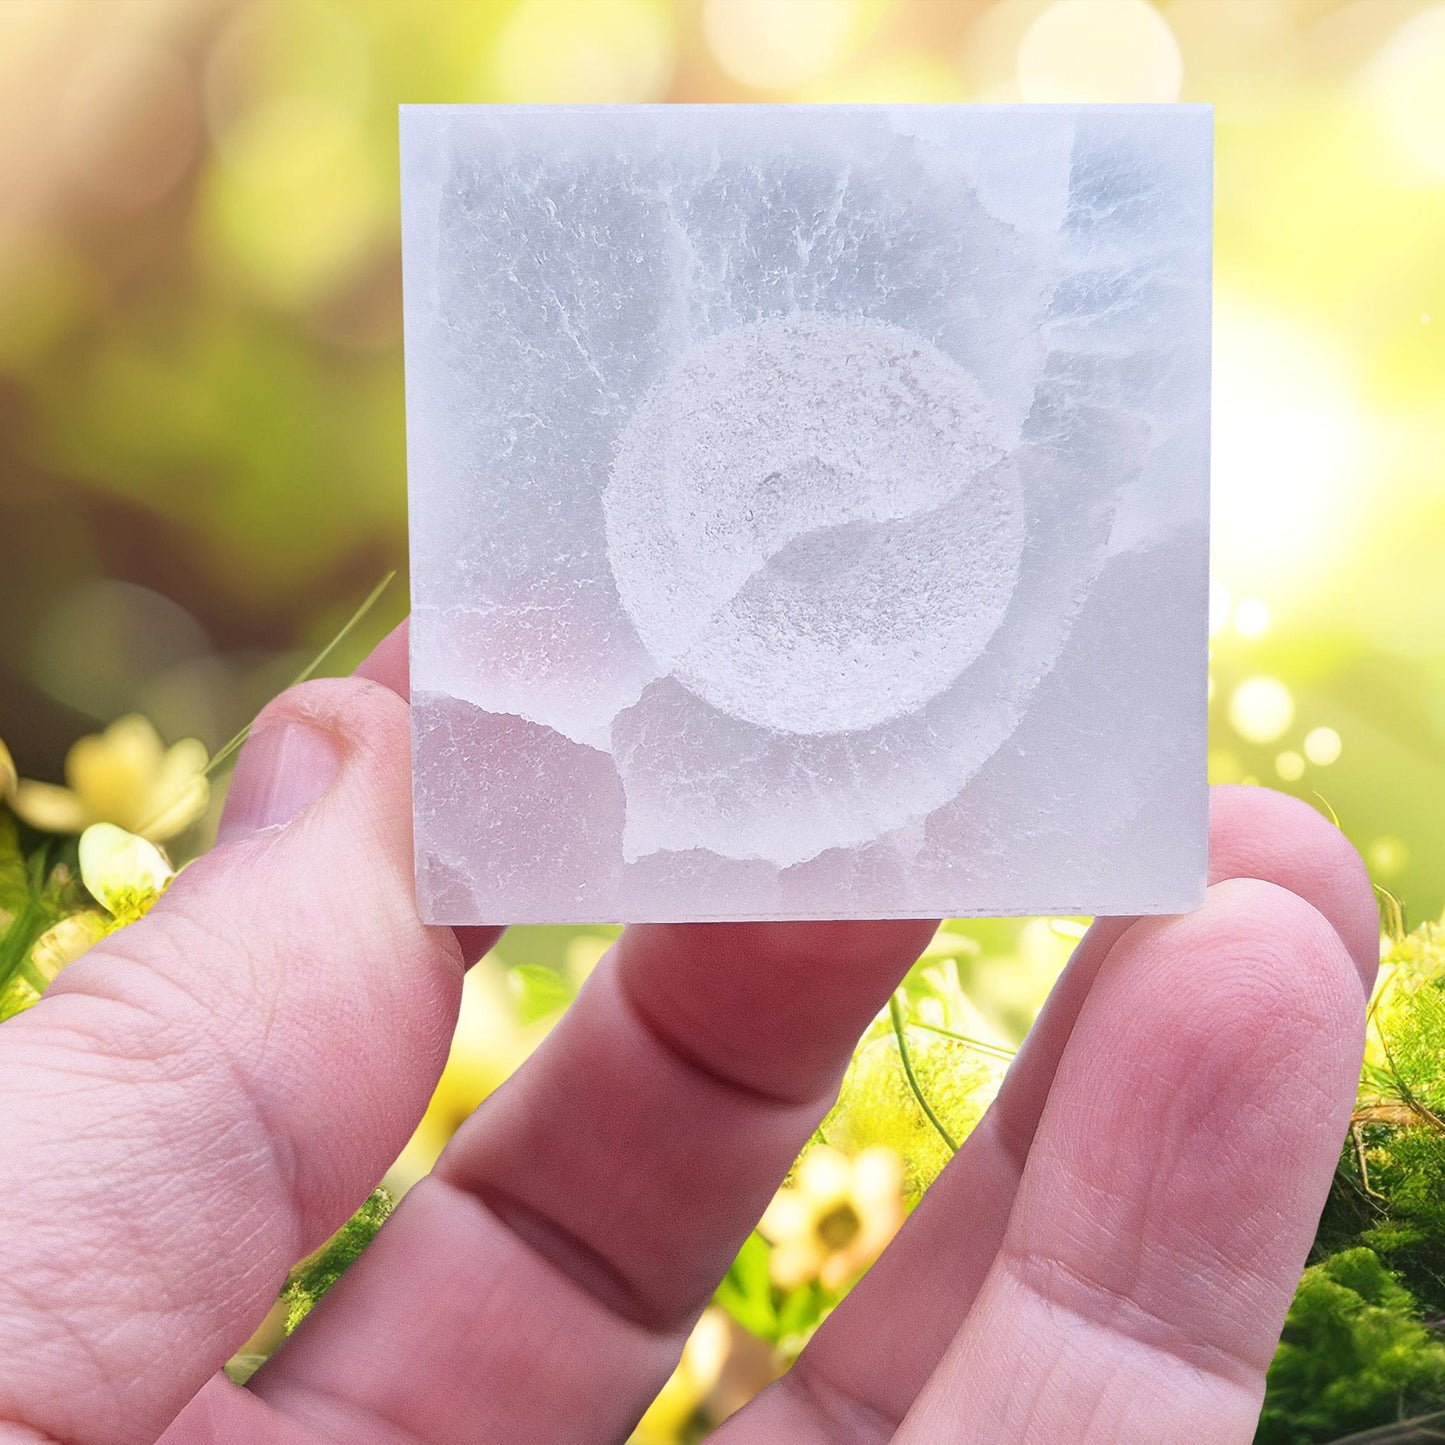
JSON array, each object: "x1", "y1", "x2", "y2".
[{"x1": 604, "y1": 312, "x2": 1026, "y2": 735}]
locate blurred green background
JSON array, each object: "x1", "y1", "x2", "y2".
[
  {"x1": 2, "y1": 0, "x2": 1443, "y2": 920},
  {"x1": 3, "y1": 2, "x2": 1445, "y2": 1436}
]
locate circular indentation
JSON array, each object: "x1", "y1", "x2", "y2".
[{"x1": 604, "y1": 312, "x2": 1026, "y2": 735}]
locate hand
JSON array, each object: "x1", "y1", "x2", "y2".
[{"x1": 0, "y1": 623, "x2": 1377, "y2": 1445}]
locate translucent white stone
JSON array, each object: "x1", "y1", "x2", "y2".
[{"x1": 402, "y1": 103, "x2": 1212, "y2": 924}]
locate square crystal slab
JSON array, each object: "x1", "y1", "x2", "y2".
[{"x1": 401, "y1": 103, "x2": 1211, "y2": 925}]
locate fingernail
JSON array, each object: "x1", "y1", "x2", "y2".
[{"x1": 217, "y1": 720, "x2": 341, "y2": 843}]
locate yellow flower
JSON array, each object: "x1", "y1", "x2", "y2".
[
  {"x1": 79, "y1": 823, "x2": 176, "y2": 927},
  {"x1": 0, "y1": 851, "x2": 110, "y2": 1023},
  {"x1": 0, "y1": 908, "x2": 111, "y2": 1020},
  {"x1": 389, "y1": 966, "x2": 552, "y2": 1189},
  {"x1": 12, "y1": 715, "x2": 209, "y2": 842},
  {"x1": 758, "y1": 1144, "x2": 905, "y2": 1293},
  {"x1": 633, "y1": 1308, "x2": 731, "y2": 1443},
  {"x1": 29, "y1": 909, "x2": 111, "y2": 980},
  {"x1": 0, "y1": 737, "x2": 16, "y2": 803}
]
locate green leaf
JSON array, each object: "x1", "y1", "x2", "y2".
[
  {"x1": 37, "y1": 855, "x2": 87, "y2": 918},
  {"x1": 508, "y1": 963, "x2": 575, "y2": 1026},
  {"x1": 774, "y1": 1281, "x2": 827, "y2": 1353},
  {"x1": 713, "y1": 1231, "x2": 778, "y2": 1342},
  {"x1": 0, "y1": 836, "x2": 94, "y2": 1009},
  {"x1": 907, "y1": 1019, "x2": 1016, "y2": 1063},
  {"x1": 0, "y1": 811, "x2": 27, "y2": 917},
  {"x1": 0, "y1": 884, "x2": 43, "y2": 999}
]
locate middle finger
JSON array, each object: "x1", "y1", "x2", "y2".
[{"x1": 252, "y1": 917, "x2": 937, "y2": 1445}]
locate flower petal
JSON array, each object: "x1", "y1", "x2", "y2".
[
  {"x1": 66, "y1": 718, "x2": 163, "y2": 829},
  {"x1": 79, "y1": 822, "x2": 175, "y2": 923},
  {"x1": 103, "y1": 714, "x2": 167, "y2": 772},
  {"x1": 137, "y1": 772, "x2": 210, "y2": 842},
  {"x1": 134, "y1": 737, "x2": 211, "y2": 839},
  {"x1": 851, "y1": 1145, "x2": 905, "y2": 1205},
  {"x1": 157, "y1": 736, "x2": 210, "y2": 785},
  {"x1": 796, "y1": 1145, "x2": 852, "y2": 1203},
  {"x1": 758, "y1": 1191, "x2": 812, "y2": 1243},
  {"x1": 11, "y1": 780, "x2": 90, "y2": 834},
  {"x1": 0, "y1": 738, "x2": 16, "y2": 802},
  {"x1": 29, "y1": 909, "x2": 111, "y2": 983}
]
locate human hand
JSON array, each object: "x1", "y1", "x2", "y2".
[{"x1": 0, "y1": 624, "x2": 1377, "y2": 1445}]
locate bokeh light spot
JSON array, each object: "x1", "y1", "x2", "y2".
[
  {"x1": 1304, "y1": 725, "x2": 1343, "y2": 767},
  {"x1": 1017, "y1": 0, "x2": 1182, "y2": 103},
  {"x1": 1212, "y1": 303, "x2": 1371, "y2": 601},
  {"x1": 205, "y1": 0, "x2": 369, "y2": 142},
  {"x1": 1230, "y1": 675, "x2": 1295, "y2": 745},
  {"x1": 199, "y1": 92, "x2": 384, "y2": 306},
  {"x1": 1234, "y1": 597, "x2": 1271, "y2": 639},
  {"x1": 196, "y1": 0, "x2": 385, "y2": 308},
  {"x1": 704, "y1": 0, "x2": 877, "y2": 91},
  {"x1": 1367, "y1": 835, "x2": 1410, "y2": 879},
  {"x1": 802, "y1": 48, "x2": 967, "y2": 103},
  {"x1": 1361, "y1": 2, "x2": 1445, "y2": 187},
  {"x1": 490, "y1": 0, "x2": 674, "y2": 103},
  {"x1": 30, "y1": 581, "x2": 210, "y2": 722},
  {"x1": 1275, "y1": 749, "x2": 1305, "y2": 782},
  {"x1": 214, "y1": 93, "x2": 353, "y2": 188}
]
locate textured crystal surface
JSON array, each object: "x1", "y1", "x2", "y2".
[{"x1": 401, "y1": 104, "x2": 1212, "y2": 924}]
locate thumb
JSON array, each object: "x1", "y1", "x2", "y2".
[{"x1": 0, "y1": 674, "x2": 475, "y2": 1445}]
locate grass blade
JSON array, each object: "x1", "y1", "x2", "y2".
[{"x1": 206, "y1": 570, "x2": 397, "y2": 778}]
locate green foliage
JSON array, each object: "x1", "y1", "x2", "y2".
[
  {"x1": 773, "y1": 1279, "x2": 831, "y2": 1356},
  {"x1": 713, "y1": 1232, "x2": 779, "y2": 1342},
  {"x1": 819, "y1": 1013, "x2": 1005, "y2": 1201},
  {"x1": 508, "y1": 963, "x2": 577, "y2": 1026},
  {"x1": 1381, "y1": 924, "x2": 1445, "y2": 1117},
  {"x1": 0, "y1": 818, "x2": 92, "y2": 1022},
  {"x1": 1258, "y1": 1249, "x2": 1445, "y2": 1444},
  {"x1": 0, "y1": 810, "x2": 25, "y2": 911},
  {"x1": 280, "y1": 1187, "x2": 395, "y2": 1335},
  {"x1": 711, "y1": 958, "x2": 1013, "y2": 1364},
  {"x1": 1326, "y1": 923, "x2": 1445, "y2": 1317},
  {"x1": 1353, "y1": 1126, "x2": 1445, "y2": 1318},
  {"x1": 711, "y1": 1230, "x2": 832, "y2": 1357},
  {"x1": 0, "y1": 814, "x2": 34, "y2": 1020},
  {"x1": 1262, "y1": 919, "x2": 1445, "y2": 1441}
]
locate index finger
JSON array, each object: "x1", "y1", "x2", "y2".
[
  {"x1": 746, "y1": 785, "x2": 1378, "y2": 1438},
  {"x1": 895, "y1": 877, "x2": 1366, "y2": 1443}
]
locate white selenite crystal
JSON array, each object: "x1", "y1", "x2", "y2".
[{"x1": 401, "y1": 103, "x2": 1212, "y2": 925}]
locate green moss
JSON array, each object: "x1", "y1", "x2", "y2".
[
  {"x1": 280, "y1": 1187, "x2": 395, "y2": 1335},
  {"x1": 1259, "y1": 1248, "x2": 1445, "y2": 1444}
]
